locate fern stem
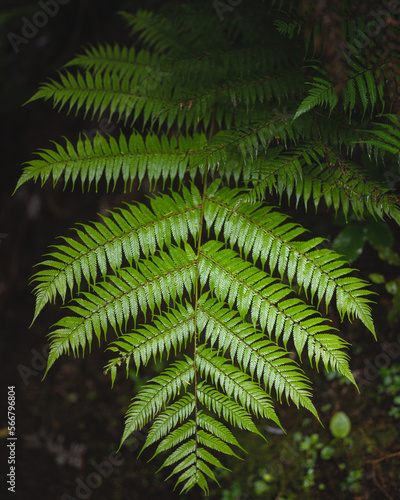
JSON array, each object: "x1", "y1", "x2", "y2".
[{"x1": 192, "y1": 163, "x2": 209, "y2": 470}]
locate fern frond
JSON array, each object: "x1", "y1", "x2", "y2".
[
  {"x1": 202, "y1": 111, "x2": 312, "y2": 168},
  {"x1": 155, "y1": 420, "x2": 196, "y2": 455},
  {"x1": 27, "y1": 66, "x2": 305, "y2": 134},
  {"x1": 197, "y1": 296, "x2": 322, "y2": 405},
  {"x1": 197, "y1": 411, "x2": 244, "y2": 452},
  {"x1": 293, "y1": 76, "x2": 338, "y2": 120},
  {"x1": 105, "y1": 302, "x2": 195, "y2": 380},
  {"x1": 121, "y1": 359, "x2": 195, "y2": 445},
  {"x1": 196, "y1": 430, "x2": 240, "y2": 459},
  {"x1": 205, "y1": 188, "x2": 375, "y2": 337},
  {"x1": 199, "y1": 242, "x2": 356, "y2": 380},
  {"x1": 293, "y1": 62, "x2": 385, "y2": 121},
  {"x1": 119, "y1": 7, "x2": 238, "y2": 56},
  {"x1": 119, "y1": 9, "x2": 200, "y2": 55},
  {"x1": 44, "y1": 247, "x2": 196, "y2": 376},
  {"x1": 140, "y1": 394, "x2": 195, "y2": 453},
  {"x1": 152, "y1": 412, "x2": 243, "y2": 468},
  {"x1": 65, "y1": 44, "x2": 166, "y2": 82},
  {"x1": 160, "y1": 443, "x2": 211, "y2": 494},
  {"x1": 30, "y1": 187, "x2": 201, "y2": 322},
  {"x1": 19, "y1": 0, "x2": 397, "y2": 493},
  {"x1": 155, "y1": 430, "x2": 238, "y2": 493},
  {"x1": 356, "y1": 114, "x2": 400, "y2": 157},
  {"x1": 242, "y1": 141, "x2": 400, "y2": 228},
  {"x1": 169, "y1": 44, "x2": 297, "y2": 83},
  {"x1": 197, "y1": 345, "x2": 285, "y2": 422},
  {"x1": 25, "y1": 70, "x2": 180, "y2": 129},
  {"x1": 343, "y1": 59, "x2": 385, "y2": 119},
  {"x1": 15, "y1": 132, "x2": 207, "y2": 193},
  {"x1": 196, "y1": 382, "x2": 263, "y2": 435}
]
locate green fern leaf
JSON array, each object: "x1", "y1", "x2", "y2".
[
  {"x1": 140, "y1": 394, "x2": 195, "y2": 453},
  {"x1": 30, "y1": 186, "x2": 201, "y2": 322},
  {"x1": 121, "y1": 359, "x2": 195, "y2": 446},
  {"x1": 106, "y1": 302, "x2": 195, "y2": 374},
  {"x1": 15, "y1": 132, "x2": 207, "y2": 193},
  {"x1": 44, "y1": 247, "x2": 196, "y2": 376},
  {"x1": 293, "y1": 76, "x2": 338, "y2": 120}
]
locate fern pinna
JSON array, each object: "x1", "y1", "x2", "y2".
[{"x1": 16, "y1": 0, "x2": 400, "y2": 494}]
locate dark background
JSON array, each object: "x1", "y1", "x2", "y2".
[{"x1": 0, "y1": 1, "x2": 399, "y2": 499}]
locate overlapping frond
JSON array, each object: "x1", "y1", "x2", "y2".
[
  {"x1": 196, "y1": 382, "x2": 262, "y2": 433},
  {"x1": 119, "y1": 7, "x2": 238, "y2": 56},
  {"x1": 343, "y1": 60, "x2": 385, "y2": 118},
  {"x1": 15, "y1": 132, "x2": 207, "y2": 193},
  {"x1": 25, "y1": 70, "x2": 187, "y2": 130},
  {"x1": 293, "y1": 63, "x2": 385, "y2": 121},
  {"x1": 201, "y1": 111, "x2": 311, "y2": 168},
  {"x1": 30, "y1": 186, "x2": 201, "y2": 322},
  {"x1": 121, "y1": 359, "x2": 195, "y2": 441},
  {"x1": 199, "y1": 242, "x2": 355, "y2": 380},
  {"x1": 293, "y1": 75, "x2": 339, "y2": 120},
  {"x1": 197, "y1": 296, "x2": 327, "y2": 406},
  {"x1": 44, "y1": 246, "x2": 196, "y2": 376},
  {"x1": 241, "y1": 142, "x2": 400, "y2": 228},
  {"x1": 169, "y1": 44, "x2": 297, "y2": 83},
  {"x1": 139, "y1": 394, "x2": 195, "y2": 453},
  {"x1": 197, "y1": 345, "x2": 281, "y2": 421},
  {"x1": 105, "y1": 302, "x2": 196, "y2": 384},
  {"x1": 356, "y1": 114, "x2": 400, "y2": 158},
  {"x1": 28, "y1": 66, "x2": 307, "y2": 134},
  {"x1": 65, "y1": 44, "x2": 166, "y2": 82},
  {"x1": 205, "y1": 187, "x2": 375, "y2": 336}
]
